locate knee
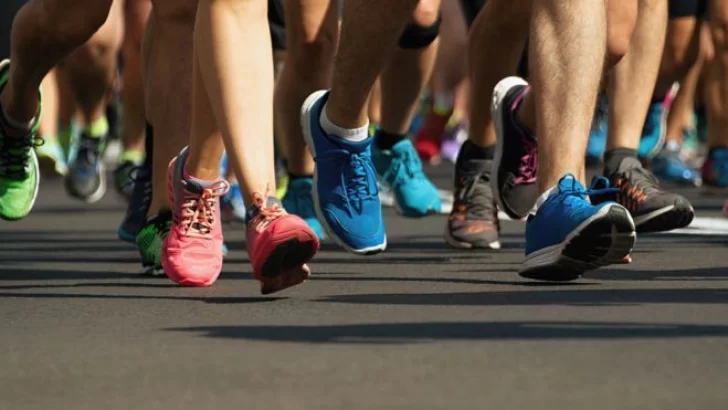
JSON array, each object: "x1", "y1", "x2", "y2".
[
  {"x1": 287, "y1": 24, "x2": 337, "y2": 80},
  {"x1": 398, "y1": 0, "x2": 441, "y2": 49},
  {"x1": 710, "y1": 16, "x2": 728, "y2": 53},
  {"x1": 605, "y1": 0, "x2": 637, "y2": 67},
  {"x1": 124, "y1": 0, "x2": 151, "y2": 53}
]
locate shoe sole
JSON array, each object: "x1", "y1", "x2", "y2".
[
  {"x1": 300, "y1": 90, "x2": 387, "y2": 255},
  {"x1": 491, "y1": 76, "x2": 533, "y2": 221},
  {"x1": 633, "y1": 204, "x2": 695, "y2": 233},
  {"x1": 258, "y1": 232, "x2": 319, "y2": 295},
  {"x1": 520, "y1": 204, "x2": 636, "y2": 282},
  {"x1": 0, "y1": 149, "x2": 40, "y2": 221},
  {"x1": 443, "y1": 225, "x2": 501, "y2": 250}
]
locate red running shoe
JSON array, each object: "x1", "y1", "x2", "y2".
[
  {"x1": 246, "y1": 190, "x2": 320, "y2": 294},
  {"x1": 162, "y1": 147, "x2": 229, "y2": 287}
]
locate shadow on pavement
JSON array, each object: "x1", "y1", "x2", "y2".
[
  {"x1": 316, "y1": 287, "x2": 728, "y2": 307},
  {"x1": 168, "y1": 321, "x2": 728, "y2": 344},
  {"x1": 0, "y1": 290, "x2": 282, "y2": 304}
]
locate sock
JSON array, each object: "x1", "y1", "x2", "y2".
[
  {"x1": 603, "y1": 148, "x2": 638, "y2": 176},
  {"x1": 432, "y1": 92, "x2": 454, "y2": 116},
  {"x1": 457, "y1": 140, "x2": 495, "y2": 162},
  {"x1": 375, "y1": 130, "x2": 406, "y2": 151},
  {"x1": 320, "y1": 102, "x2": 369, "y2": 142},
  {"x1": 84, "y1": 116, "x2": 109, "y2": 139},
  {"x1": 183, "y1": 167, "x2": 218, "y2": 188},
  {"x1": 143, "y1": 123, "x2": 153, "y2": 170},
  {"x1": 288, "y1": 171, "x2": 313, "y2": 180},
  {"x1": 121, "y1": 149, "x2": 145, "y2": 165}
]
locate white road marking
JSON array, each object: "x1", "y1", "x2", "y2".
[{"x1": 380, "y1": 188, "x2": 728, "y2": 236}]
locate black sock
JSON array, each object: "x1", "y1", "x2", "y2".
[
  {"x1": 288, "y1": 171, "x2": 313, "y2": 180},
  {"x1": 604, "y1": 148, "x2": 638, "y2": 176},
  {"x1": 456, "y1": 140, "x2": 495, "y2": 165},
  {"x1": 375, "y1": 130, "x2": 407, "y2": 150},
  {"x1": 143, "y1": 122, "x2": 153, "y2": 170}
]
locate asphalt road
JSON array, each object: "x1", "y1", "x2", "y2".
[{"x1": 1, "y1": 164, "x2": 728, "y2": 410}]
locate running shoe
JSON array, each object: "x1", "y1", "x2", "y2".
[
  {"x1": 521, "y1": 174, "x2": 636, "y2": 281},
  {"x1": 701, "y1": 148, "x2": 728, "y2": 188},
  {"x1": 586, "y1": 95, "x2": 608, "y2": 164},
  {"x1": 637, "y1": 102, "x2": 666, "y2": 159},
  {"x1": 440, "y1": 115, "x2": 467, "y2": 163},
  {"x1": 114, "y1": 151, "x2": 144, "y2": 201},
  {"x1": 445, "y1": 157, "x2": 500, "y2": 249},
  {"x1": 136, "y1": 211, "x2": 172, "y2": 276},
  {"x1": 221, "y1": 182, "x2": 246, "y2": 223},
  {"x1": 36, "y1": 137, "x2": 67, "y2": 177},
  {"x1": 301, "y1": 90, "x2": 386, "y2": 254},
  {"x1": 592, "y1": 157, "x2": 694, "y2": 233},
  {"x1": 162, "y1": 147, "x2": 229, "y2": 287},
  {"x1": 492, "y1": 77, "x2": 538, "y2": 220},
  {"x1": 651, "y1": 142, "x2": 701, "y2": 187},
  {"x1": 413, "y1": 110, "x2": 449, "y2": 164},
  {"x1": 246, "y1": 191, "x2": 320, "y2": 295},
  {"x1": 281, "y1": 177, "x2": 325, "y2": 238},
  {"x1": 0, "y1": 59, "x2": 41, "y2": 221},
  {"x1": 117, "y1": 163, "x2": 152, "y2": 243},
  {"x1": 372, "y1": 138, "x2": 441, "y2": 217},
  {"x1": 65, "y1": 132, "x2": 106, "y2": 203}
]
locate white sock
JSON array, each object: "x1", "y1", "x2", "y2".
[{"x1": 319, "y1": 102, "x2": 369, "y2": 142}]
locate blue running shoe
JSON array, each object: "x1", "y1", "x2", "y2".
[
  {"x1": 651, "y1": 142, "x2": 701, "y2": 187},
  {"x1": 520, "y1": 174, "x2": 636, "y2": 282},
  {"x1": 701, "y1": 147, "x2": 728, "y2": 188},
  {"x1": 301, "y1": 90, "x2": 386, "y2": 254},
  {"x1": 586, "y1": 95, "x2": 608, "y2": 164},
  {"x1": 638, "y1": 102, "x2": 666, "y2": 159},
  {"x1": 282, "y1": 177, "x2": 325, "y2": 239},
  {"x1": 372, "y1": 138, "x2": 441, "y2": 217}
]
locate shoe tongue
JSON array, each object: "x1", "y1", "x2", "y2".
[
  {"x1": 558, "y1": 174, "x2": 586, "y2": 192},
  {"x1": 617, "y1": 157, "x2": 642, "y2": 173},
  {"x1": 245, "y1": 196, "x2": 281, "y2": 223}
]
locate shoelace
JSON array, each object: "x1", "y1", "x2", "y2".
[
  {"x1": 451, "y1": 168, "x2": 495, "y2": 222},
  {"x1": 179, "y1": 180, "x2": 230, "y2": 237},
  {"x1": 249, "y1": 187, "x2": 286, "y2": 232},
  {"x1": 0, "y1": 134, "x2": 42, "y2": 178},
  {"x1": 516, "y1": 136, "x2": 538, "y2": 184},
  {"x1": 613, "y1": 167, "x2": 660, "y2": 212},
  {"x1": 321, "y1": 149, "x2": 378, "y2": 213},
  {"x1": 386, "y1": 148, "x2": 426, "y2": 186}
]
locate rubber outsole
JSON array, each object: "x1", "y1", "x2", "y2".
[{"x1": 520, "y1": 205, "x2": 636, "y2": 282}]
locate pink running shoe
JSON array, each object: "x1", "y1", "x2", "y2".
[
  {"x1": 246, "y1": 190, "x2": 320, "y2": 295},
  {"x1": 162, "y1": 147, "x2": 230, "y2": 287}
]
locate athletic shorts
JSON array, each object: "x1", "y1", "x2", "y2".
[
  {"x1": 269, "y1": 0, "x2": 286, "y2": 51},
  {"x1": 459, "y1": 0, "x2": 486, "y2": 27},
  {"x1": 669, "y1": 0, "x2": 708, "y2": 19},
  {"x1": 0, "y1": 0, "x2": 25, "y2": 58}
]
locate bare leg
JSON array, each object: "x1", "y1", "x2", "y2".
[
  {"x1": 606, "y1": 0, "x2": 667, "y2": 152},
  {"x1": 121, "y1": 0, "x2": 152, "y2": 156},
  {"x1": 325, "y1": 0, "x2": 420, "y2": 128},
  {"x1": 186, "y1": 0, "x2": 276, "y2": 203},
  {"x1": 705, "y1": 0, "x2": 728, "y2": 150},
  {"x1": 274, "y1": 0, "x2": 338, "y2": 177},
  {"x1": 144, "y1": 0, "x2": 196, "y2": 217},
  {"x1": 1, "y1": 0, "x2": 114, "y2": 123},
  {"x1": 379, "y1": 0, "x2": 441, "y2": 135}
]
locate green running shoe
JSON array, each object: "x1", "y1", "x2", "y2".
[
  {"x1": 135, "y1": 211, "x2": 172, "y2": 276},
  {"x1": 0, "y1": 59, "x2": 42, "y2": 221}
]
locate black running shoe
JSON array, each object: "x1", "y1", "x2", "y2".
[
  {"x1": 592, "y1": 157, "x2": 694, "y2": 233},
  {"x1": 114, "y1": 160, "x2": 137, "y2": 201},
  {"x1": 445, "y1": 157, "x2": 500, "y2": 249},
  {"x1": 492, "y1": 77, "x2": 539, "y2": 220},
  {"x1": 65, "y1": 133, "x2": 106, "y2": 203},
  {"x1": 117, "y1": 163, "x2": 152, "y2": 243}
]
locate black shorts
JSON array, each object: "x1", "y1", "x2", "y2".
[
  {"x1": 459, "y1": 0, "x2": 486, "y2": 27},
  {"x1": 669, "y1": 0, "x2": 708, "y2": 19},
  {"x1": 0, "y1": 0, "x2": 25, "y2": 58},
  {"x1": 269, "y1": 0, "x2": 286, "y2": 51}
]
